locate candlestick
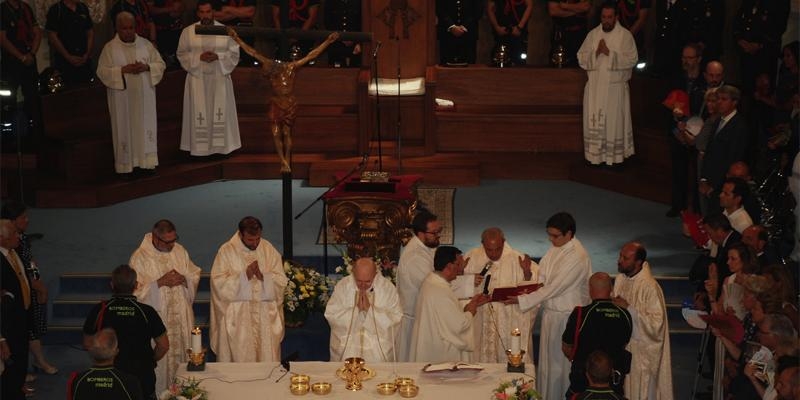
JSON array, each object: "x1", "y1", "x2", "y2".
[
  {"x1": 191, "y1": 327, "x2": 202, "y2": 354},
  {"x1": 510, "y1": 328, "x2": 521, "y2": 355}
]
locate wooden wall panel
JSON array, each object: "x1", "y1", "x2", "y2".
[
  {"x1": 437, "y1": 114, "x2": 583, "y2": 152},
  {"x1": 362, "y1": 1, "x2": 435, "y2": 78}
]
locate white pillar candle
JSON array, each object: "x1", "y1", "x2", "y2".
[
  {"x1": 192, "y1": 327, "x2": 202, "y2": 354},
  {"x1": 510, "y1": 328, "x2": 521, "y2": 355}
]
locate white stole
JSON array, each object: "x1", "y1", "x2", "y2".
[{"x1": 191, "y1": 29, "x2": 227, "y2": 152}]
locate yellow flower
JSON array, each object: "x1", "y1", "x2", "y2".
[{"x1": 296, "y1": 273, "x2": 305, "y2": 283}]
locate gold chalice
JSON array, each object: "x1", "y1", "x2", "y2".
[{"x1": 343, "y1": 357, "x2": 365, "y2": 391}]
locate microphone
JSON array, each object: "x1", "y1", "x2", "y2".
[
  {"x1": 372, "y1": 41, "x2": 382, "y2": 58},
  {"x1": 479, "y1": 261, "x2": 493, "y2": 276},
  {"x1": 482, "y1": 275, "x2": 492, "y2": 295}
]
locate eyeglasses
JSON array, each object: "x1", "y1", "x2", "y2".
[
  {"x1": 425, "y1": 229, "x2": 443, "y2": 236},
  {"x1": 156, "y1": 234, "x2": 179, "y2": 244}
]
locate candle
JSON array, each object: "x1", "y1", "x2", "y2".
[
  {"x1": 510, "y1": 328, "x2": 521, "y2": 355},
  {"x1": 191, "y1": 327, "x2": 202, "y2": 354}
]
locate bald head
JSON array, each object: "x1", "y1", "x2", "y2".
[
  {"x1": 705, "y1": 61, "x2": 724, "y2": 88},
  {"x1": 352, "y1": 257, "x2": 378, "y2": 291},
  {"x1": 481, "y1": 227, "x2": 505, "y2": 261},
  {"x1": 589, "y1": 272, "x2": 613, "y2": 300},
  {"x1": 742, "y1": 225, "x2": 767, "y2": 253},
  {"x1": 727, "y1": 161, "x2": 751, "y2": 181}
]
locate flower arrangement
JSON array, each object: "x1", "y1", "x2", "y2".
[
  {"x1": 283, "y1": 260, "x2": 336, "y2": 327},
  {"x1": 334, "y1": 248, "x2": 397, "y2": 285},
  {"x1": 159, "y1": 377, "x2": 208, "y2": 400},
  {"x1": 492, "y1": 377, "x2": 540, "y2": 400}
]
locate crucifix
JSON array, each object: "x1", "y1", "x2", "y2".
[{"x1": 197, "y1": 24, "x2": 373, "y2": 259}]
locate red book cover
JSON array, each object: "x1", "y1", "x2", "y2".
[{"x1": 491, "y1": 283, "x2": 543, "y2": 302}]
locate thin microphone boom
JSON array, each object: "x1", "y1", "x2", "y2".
[{"x1": 372, "y1": 41, "x2": 382, "y2": 58}]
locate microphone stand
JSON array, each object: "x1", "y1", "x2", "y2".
[
  {"x1": 294, "y1": 155, "x2": 368, "y2": 275},
  {"x1": 395, "y1": 35, "x2": 402, "y2": 174}
]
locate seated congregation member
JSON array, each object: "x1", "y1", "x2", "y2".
[
  {"x1": 409, "y1": 246, "x2": 489, "y2": 363},
  {"x1": 571, "y1": 350, "x2": 627, "y2": 400},
  {"x1": 761, "y1": 264, "x2": 800, "y2": 331},
  {"x1": 487, "y1": 0, "x2": 532, "y2": 66},
  {"x1": 690, "y1": 213, "x2": 740, "y2": 286},
  {"x1": 463, "y1": 227, "x2": 538, "y2": 364},
  {"x1": 743, "y1": 315, "x2": 798, "y2": 399},
  {"x1": 562, "y1": 272, "x2": 632, "y2": 398},
  {"x1": 128, "y1": 219, "x2": 201, "y2": 393},
  {"x1": 612, "y1": 242, "x2": 673, "y2": 400},
  {"x1": 325, "y1": 257, "x2": 401, "y2": 362},
  {"x1": 82, "y1": 265, "x2": 169, "y2": 400},
  {"x1": 742, "y1": 225, "x2": 779, "y2": 267},
  {"x1": 773, "y1": 356, "x2": 800, "y2": 400},
  {"x1": 210, "y1": 216, "x2": 288, "y2": 362},
  {"x1": 176, "y1": 0, "x2": 242, "y2": 157},
  {"x1": 68, "y1": 328, "x2": 144, "y2": 400}
]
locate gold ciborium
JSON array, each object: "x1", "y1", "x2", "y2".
[
  {"x1": 505, "y1": 349, "x2": 527, "y2": 373},
  {"x1": 343, "y1": 357, "x2": 365, "y2": 391}
]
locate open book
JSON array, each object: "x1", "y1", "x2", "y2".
[
  {"x1": 422, "y1": 362, "x2": 484, "y2": 373},
  {"x1": 490, "y1": 283, "x2": 543, "y2": 302}
]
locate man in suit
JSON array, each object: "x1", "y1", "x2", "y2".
[
  {"x1": 0, "y1": 219, "x2": 31, "y2": 400},
  {"x1": 699, "y1": 85, "x2": 749, "y2": 213},
  {"x1": 436, "y1": 0, "x2": 482, "y2": 65}
]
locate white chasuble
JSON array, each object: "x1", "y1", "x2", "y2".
[
  {"x1": 577, "y1": 22, "x2": 638, "y2": 166},
  {"x1": 96, "y1": 34, "x2": 165, "y2": 173},
  {"x1": 176, "y1": 21, "x2": 241, "y2": 156},
  {"x1": 324, "y1": 274, "x2": 401, "y2": 363},
  {"x1": 409, "y1": 273, "x2": 475, "y2": 363},
  {"x1": 210, "y1": 233, "x2": 288, "y2": 362},
  {"x1": 517, "y1": 238, "x2": 592, "y2": 400},
  {"x1": 129, "y1": 233, "x2": 201, "y2": 393},
  {"x1": 613, "y1": 262, "x2": 674, "y2": 400},
  {"x1": 396, "y1": 236, "x2": 436, "y2": 361},
  {"x1": 464, "y1": 243, "x2": 539, "y2": 364}
]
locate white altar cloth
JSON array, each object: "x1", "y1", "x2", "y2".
[{"x1": 176, "y1": 361, "x2": 532, "y2": 399}]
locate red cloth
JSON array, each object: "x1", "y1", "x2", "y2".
[
  {"x1": 700, "y1": 313, "x2": 744, "y2": 343},
  {"x1": 681, "y1": 211, "x2": 709, "y2": 247},
  {"x1": 662, "y1": 89, "x2": 690, "y2": 117},
  {"x1": 323, "y1": 174, "x2": 421, "y2": 201}
]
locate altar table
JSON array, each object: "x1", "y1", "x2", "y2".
[{"x1": 176, "y1": 361, "x2": 533, "y2": 399}]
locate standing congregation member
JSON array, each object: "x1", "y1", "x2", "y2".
[
  {"x1": 510, "y1": 212, "x2": 592, "y2": 400},
  {"x1": 612, "y1": 242, "x2": 673, "y2": 400},
  {"x1": 464, "y1": 227, "x2": 538, "y2": 364},
  {"x1": 96, "y1": 11, "x2": 166, "y2": 176},
  {"x1": 68, "y1": 328, "x2": 144, "y2": 400},
  {"x1": 396, "y1": 210, "x2": 439, "y2": 361},
  {"x1": 177, "y1": 0, "x2": 241, "y2": 157},
  {"x1": 325, "y1": 257, "x2": 401, "y2": 362},
  {"x1": 0, "y1": 219, "x2": 31, "y2": 400},
  {"x1": 410, "y1": 246, "x2": 490, "y2": 363},
  {"x1": 45, "y1": 0, "x2": 95, "y2": 85},
  {"x1": 128, "y1": 219, "x2": 201, "y2": 393},
  {"x1": 435, "y1": 0, "x2": 482, "y2": 65},
  {"x1": 82, "y1": 265, "x2": 169, "y2": 400},
  {"x1": 577, "y1": 2, "x2": 638, "y2": 166},
  {"x1": 210, "y1": 216, "x2": 288, "y2": 362}
]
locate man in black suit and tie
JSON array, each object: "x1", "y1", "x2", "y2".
[
  {"x1": 699, "y1": 85, "x2": 749, "y2": 214},
  {"x1": 0, "y1": 219, "x2": 31, "y2": 400}
]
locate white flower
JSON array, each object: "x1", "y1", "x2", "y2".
[
  {"x1": 176, "y1": 396, "x2": 188, "y2": 400},
  {"x1": 192, "y1": 395, "x2": 201, "y2": 400},
  {"x1": 159, "y1": 390, "x2": 172, "y2": 400},
  {"x1": 504, "y1": 386, "x2": 517, "y2": 396}
]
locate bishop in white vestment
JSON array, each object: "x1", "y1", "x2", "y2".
[
  {"x1": 577, "y1": 4, "x2": 638, "y2": 166},
  {"x1": 396, "y1": 211, "x2": 440, "y2": 361},
  {"x1": 464, "y1": 228, "x2": 539, "y2": 364},
  {"x1": 210, "y1": 217, "x2": 288, "y2": 362},
  {"x1": 129, "y1": 221, "x2": 201, "y2": 393},
  {"x1": 176, "y1": 3, "x2": 241, "y2": 156},
  {"x1": 613, "y1": 242, "x2": 673, "y2": 400},
  {"x1": 325, "y1": 258, "x2": 401, "y2": 363},
  {"x1": 96, "y1": 12, "x2": 165, "y2": 174},
  {"x1": 410, "y1": 246, "x2": 489, "y2": 363},
  {"x1": 514, "y1": 213, "x2": 591, "y2": 400}
]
